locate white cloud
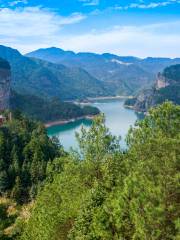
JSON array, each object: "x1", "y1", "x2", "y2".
[
  {"x1": 0, "y1": 7, "x2": 86, "y2": 51},
  {"x1": 115, "y1": 0, "x2": 180, "y2": 10},
  {"x1": 0, "y1": 6, "x2": 179, "y2": 57},
  {"x1": 79, "y1": 0, "x2": 100, "y2": 6},
  {"x1": 58, "y1": 22, "x2": 180, "y2": 58},
  {"x1": 8, "y1": 0, "x2": 28, "y2": 7}
]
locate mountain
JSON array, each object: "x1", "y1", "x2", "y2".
[
  {"x1": 26, "y1": 47, "x2": 180, "y2": 95},
  {"x1": 0, "y1": 58, "x2": 11, "y2": 110},
  {"x1": 0, "y1": 45, "x2": 107, "y2": 101},
  {"x1": 125, "y1": 64, "x2": 180, "y2": 112},
  {"x1": 10, "y1": 91, "x2": 100, "y2": 123}
]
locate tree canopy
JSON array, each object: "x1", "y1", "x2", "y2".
[{"x1": 20, "y1": 102, "x2": 180, "y2": 240}]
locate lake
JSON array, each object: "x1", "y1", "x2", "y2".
[{"x1": 47, "y1": 99, "x2": 140, "y2": 150}]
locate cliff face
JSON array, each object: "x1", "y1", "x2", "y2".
[
  {"x1": 155, "y1": 72, "x2": 169, "y2": 90},
  {"x1": 133, "y1": 88, "x2": 156, "y2": 112},
  {"x1": 125, "y1": 64, "x2": 180, "y2": 112},
  {"x1": 0, "y1": 58, "x2": 11, "y2": 111}
]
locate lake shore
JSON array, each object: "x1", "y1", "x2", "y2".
[
  {"x1": 87, "y1": 95, "x2": 133, "y2": 101},
  {"x1": 45, "y1": 115, "x2": 95, "y2": 128},
  {"x1": 45, "y1": 97, "x2": 134, "y2": 128},
  {"x1": 65, "y1": 95, "x2": 133, "y2": 105},
  {"x1": 124, "y1": 104, "x2": 134, "y2": 110}
]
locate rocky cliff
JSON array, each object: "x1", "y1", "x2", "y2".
[
  {"x1": 125, "y1": 64, "x2": 180, "y2": 112},
  {"x1": 155, "y1": 72, "x2": 169, "y2": 90},
  {"x1": 0, "y1": 58, "x2": 11, "y2": 110}
]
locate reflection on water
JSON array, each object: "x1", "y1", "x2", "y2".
[{"x1": 47, "y1": 99, "x2": 141, "y2": 150}]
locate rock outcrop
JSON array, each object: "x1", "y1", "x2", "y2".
[
  {"x1": 125, "y1": 64, "x2": 180, "y2": 112},
  {"x1": 155, "y1": 72, "x2": 169, "y2": 90},
  {"x1": 133, "y1": 88, "x2": 156, "y2": 112},
  {"x1": 0, "y1": 58, "x2": 11, "y2": 111}
]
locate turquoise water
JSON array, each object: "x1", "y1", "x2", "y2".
[{"x1": 47, "y1": 99, "x2": 139, "y2": 150}]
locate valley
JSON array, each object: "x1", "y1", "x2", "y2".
[
  {"x1": 0, "y1": 1, "x2": 179, "y2": 239},
  {"x1": 47, "y1": 99, "x2": 140, "y2": 150}
]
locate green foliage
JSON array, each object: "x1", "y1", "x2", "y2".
[
  {"x1": 0, "y1": 113, "x2": 60, "y2": 203},
  {"x1": 0, "y1": 199, "x2": 18, "y2": 240},
  {"x1": 156, "y1": 84, "x2": 180, "y2": 105},
  {"x1": 21, "y1": 102, "x2": 180, "y2": 240},
  {"x1": 155, "y1": 64, "x2": 180, "y2": 105},
  {"x1": 163, "y1": 64, "x2": 180, "y2": 82},
  {"x1": 10, "y1": 91, "x2": 100, "y2": 122},
  {"x1": 0, "y1": 58, "x2": 10, "y2": 70}
]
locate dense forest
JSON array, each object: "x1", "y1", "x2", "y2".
[
  {"x1": 0, "y1": 102, "x2": 179, "y2": 239},
  {"x1": 0, "y1": 112, "x2": 62, "y2": 203},
  {"x1": 10, "y1": 91, "x2": 100, "y2": 123}
]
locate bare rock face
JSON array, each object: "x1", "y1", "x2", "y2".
[
  {"x1": 0, "y1": 58, "x2": 11, "y2": 111},
  {"x1": 155, "y1": 72, "x2": 169, "y2": 90},
  {"x1": 133, "y1": 88, "x2": 156, "y2": 112}
]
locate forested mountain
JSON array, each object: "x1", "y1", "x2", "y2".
[
  {"x1": 0, "y1": 54, "x2": 100, "y2": 123},
  {"x1": 10, "y1": 91, "x2": 100, "y2": 123},
  {"x1": 27, "y1": 47, "x2": 180, "y2": 95},
  {"x1": 0, "y1": 45, "x2": 107, "y2": 100},
  {"x1": 1, "y1": 45, "x2": 179, "y2": 99},
  {"x1": 0, "y1": 58, "x2": 11, "y2": 110},
  {"x1": 125, "y1": 64, "x2": 180, "y2": 112},
  {"x1": 1, "y1": 102, "x2": 178, "y2": 239}
]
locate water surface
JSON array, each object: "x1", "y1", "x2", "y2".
[{"x1": 47, "y1": 99, "x2": 138, "y2": 150}]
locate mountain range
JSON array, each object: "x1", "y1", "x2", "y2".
[
  {"x1": 0, "y1": 45, "x2": 107, "y2": 101},
  {"x1": 1, "y1": 45, "x2": 180, "y2": 102},
  {"x1": 27, "y1": 47, "x2": 180, "y2": 96}
]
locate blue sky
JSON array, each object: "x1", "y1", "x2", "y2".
[{"x1": 0, "y1": 0, "x2": 180, "y2": 57}]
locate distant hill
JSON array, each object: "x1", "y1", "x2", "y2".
[
  {"x1": 0, "y1": 45, "x2": 107, "y2": 101},
  {"x1": 125, "y1": 64, "x2": 180, "y2": 112},
  {"x1": 0, "y1": 57, "x2": 11, "y2": 69},
  {"x1": 27, "y1": 47, "x2": 180, "y2": 95},
  {"x1": 0, "y1": 57, "x2": 11, "y2": 110}
]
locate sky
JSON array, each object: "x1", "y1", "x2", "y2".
[{"x1": 0, "y1": 0, "x2": 180, "y2": 57}]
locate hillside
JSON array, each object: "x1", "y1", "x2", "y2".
[
  {"x1": 125, "y1": 64, "x2": 180, "y2": 112},
  {"x1": 27, "y1": 47, "x2": 180, "y2": 95},
  {"x1": 0, "y1": 45, "x2": 107, "y2": 101},
  {"x1": 0, "y1": 58, "x2": 11, "y2": 110},
  {"x1": 0, "y1": 55, "x2": 100, "y2": 123},
  {"x1": 10, "y1": 91, "x2": 100, "y2": 123}
]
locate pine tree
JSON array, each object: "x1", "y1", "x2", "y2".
[
  {"x1": 0, "y1": 170, "x2": 8, "y2": 193},
  {"x1": 11, "y1": 176, "x2": 23, "y2": 203}
]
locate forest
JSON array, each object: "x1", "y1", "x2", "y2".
[
  {"x1": 10, "y1": 91, "x2": 100, "y2": 123},
  {"x1": 0, "y1": 102, "x2": 179, "y2": 240}
]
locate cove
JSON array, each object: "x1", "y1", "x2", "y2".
[{"x1": 47, "y1": 99, "x2": 140, "y2": 150}]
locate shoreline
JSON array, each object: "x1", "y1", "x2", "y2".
[
  {"x1": 65, "y1": 95, "x2": 133, "y2": 105},
  {"x1": 87, "y1": 95, "x2": 133, "y2": 101},
  {"x1": 124, "y1": 104, "x2": 134, "y2": 110},
  {"x1": 45, "y1": 115, "x2": 95, "y2": 128},
  {"x1": 45, "y1": 96, "x2": 134, "y2": 128},
  {"x1": 124, "y1": 104, "x2": 147, "y2": 115}
]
